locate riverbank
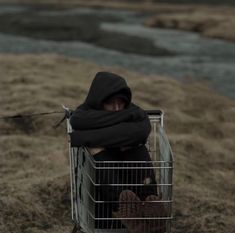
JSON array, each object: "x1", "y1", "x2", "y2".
[
  {"x1": 1, "y1": 0, "x2": 235, "y2": 42},
  {"x1": 0, "y1": 54, "x2": 235, "y2": 233},
  {"x1": 0, "y1": 5, "x2": 234, "y2": 101},
  {"x1": 145, "y1": 11, "x2": 235, "y2": 42}
]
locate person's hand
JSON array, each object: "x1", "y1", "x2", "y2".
[{"x1": 87, "y1": 147, "x2": 105, "y2": 155}]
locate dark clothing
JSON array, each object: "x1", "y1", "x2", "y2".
[
  {"x1": 70, "y1": 72, "x2": 151, "y2": 148},
  {"x1": 93, "y1": 146, "x2": 157, "y2": 201},
  {"x1": 83, "y1": 71, "x2": 132, "y2": 110},
  {"x1": 69, "y1": 72, "x2": 157, "y2": 228},
  {"x1": 93, "y1": 146, "x2": 157, "y2": 229},
  {"x1": 70, "y1": 108, "x2": 150, "y2": 148}
]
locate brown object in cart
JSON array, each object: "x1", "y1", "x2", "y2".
[{"x1": 113, "y1": 190, "x2": 166, "y2": 233}]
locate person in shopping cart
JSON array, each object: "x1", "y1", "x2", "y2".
[{"x1": 70, "y1": 71, "x2": 166, "y2": 233}]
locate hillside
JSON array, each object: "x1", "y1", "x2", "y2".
[{"x1": 0, "y1": 54, "x2": 234, "y2": 233}]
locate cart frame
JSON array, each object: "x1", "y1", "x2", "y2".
[{"x1": 65, "y1": 109, "x2": 174, "y2": 233}]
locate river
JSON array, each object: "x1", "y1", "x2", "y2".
[{"x1": 0, "y1": 5, "x2": 234, "y2": 100}]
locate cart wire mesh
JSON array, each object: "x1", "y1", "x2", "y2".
[{"x1": 66, "y1": 110, "x2": 174, "y2": 233}]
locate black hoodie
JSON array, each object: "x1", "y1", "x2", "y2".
[
  {"x1": 70, "y1": 72, "x2": 151, "y2": 148},
  {"x1": 70, "y1": 72, "x2": 158, "y2": 222}
]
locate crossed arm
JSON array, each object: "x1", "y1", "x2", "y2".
[
  {"x1": 70, "y1": 104, "x2": 151, "y2": 154},
  {"x1": 70, "y1": 118, "x2": 151, "y2": 149}
]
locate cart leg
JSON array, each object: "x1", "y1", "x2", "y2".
[{"x1": 71, "y1": 224, "x2": 82, "y2": 233}]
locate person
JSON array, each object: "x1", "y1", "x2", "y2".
[{"x1": 70, "y1": 72, "x2": 165, "y2": 232}]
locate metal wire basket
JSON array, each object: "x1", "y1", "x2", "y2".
[{"x1": 65, "y1": 110, "x2": 174, "y2": 233}]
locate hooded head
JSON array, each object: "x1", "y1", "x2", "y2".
[{"x1": 85, "y1": 72, "x2": 132, "y2": 110}]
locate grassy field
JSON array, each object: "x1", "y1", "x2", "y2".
[
  {"x1": 0, "y1": 1, "x2": 234, "y2": 233},
  {"x1": 0, "y1": 54, "x2": 234, "y2": 233}
]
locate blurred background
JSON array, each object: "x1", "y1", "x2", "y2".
[{"x1": 0, "y1": 1, "x2": 234, "y2": 233}]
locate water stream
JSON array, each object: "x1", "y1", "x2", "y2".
[{"x1": 0, "y1": 6, "x2": 234, "y2": 99}]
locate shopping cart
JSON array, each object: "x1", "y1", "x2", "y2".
[{"x1": 65, "y1": 108, "x2": 174, "y2": 233}]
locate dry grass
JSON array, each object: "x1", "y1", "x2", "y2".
[
  {"x1": 0, "y1": 54, "x2": 235, "y2": 233},
  {"x1": 145, "y1": 11, "x2": 235, "y2": 41}
]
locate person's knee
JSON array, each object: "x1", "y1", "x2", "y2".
[{"x1": 88, "y1": 147, "x2": 105, "y2": 156}]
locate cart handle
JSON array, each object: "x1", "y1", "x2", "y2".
[{"x1": 146, "y1": 110, "x2": 164, "y2": 127}]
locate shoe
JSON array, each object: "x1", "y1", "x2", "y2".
[
  {"x1": 113, "y1": 190, "x2": 144, "y2": 233},
  {"x1": 143, "y1": 195, "x2": 167, "y2": 233}
]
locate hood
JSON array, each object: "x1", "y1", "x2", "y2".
[{"x1": 84, "y1": 72, "x2": 132, "y2": 109}]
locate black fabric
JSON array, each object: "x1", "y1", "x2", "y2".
[
  {"x1": 70, "y1": 117, "x2": 150, "y2": 148},
  {"x1": 70, "y1": 103, "x2": 146, "y2": 130},
  {"x1": 93, "y1": 146, "x2": 157, "y2": 201},
  {"x1": 104, "y1": 91, "x2": 129, "y2": 105},
  {"x1": 69, "y1": 71, "x2": 157, "y2": 229},
  {"x1": 70, "y1": 71, "x2": 151, "y2": 149},
  {"x1": 84, "y1": 71, "x2": 132, "y2": 110},
  {"x1": 93, "y1": 147, "x2": 157, "y2": 229}
]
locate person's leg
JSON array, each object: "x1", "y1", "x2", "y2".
[
  {"x1": 143, "y1": 195, "x2": 167, "y2": 233},
  {"x1": 114, "y1": 147, "x2": 167, "y2": 232},
  {"x1": 93, "y1": 149, "x2": 123, "y2": 228},
  {"x1": 113, "y1": 190, "x2": 144, "y2": 233},
  {"x1": 93, "y1": 149, "x2": 123, "y2": 202},
  {"x1": 120, "y1": 145, "x2": 158, "y2": 200}
]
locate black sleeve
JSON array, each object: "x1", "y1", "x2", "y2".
[
  {"x1": 70, "y1": 104, "x2": 145, "y2": 130},
  {"x1": 70, "y1": 117, "x2": 151, "y2": 148}
]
